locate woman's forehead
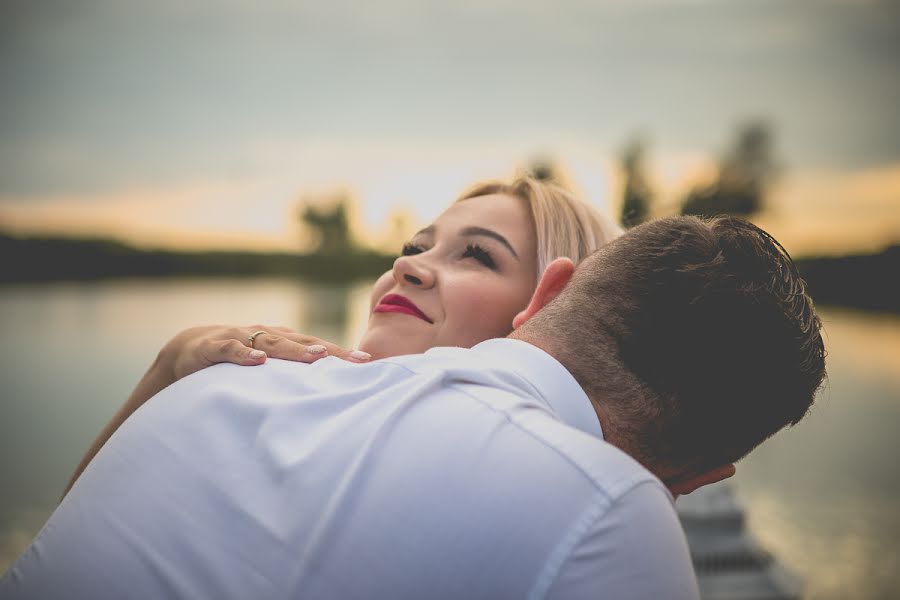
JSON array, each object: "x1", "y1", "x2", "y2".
[{"x1": 431, "y1": 194, "x2": 532, "y2": 235}]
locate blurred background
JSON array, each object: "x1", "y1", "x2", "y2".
[{"x1": 1, "y1": 1, "x2": 898, "y2": 598}]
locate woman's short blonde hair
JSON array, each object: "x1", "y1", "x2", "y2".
[{"x1": 456, "y1": 176, "x2": 623, "y2": 277}]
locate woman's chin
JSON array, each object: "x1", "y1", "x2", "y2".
[{"x1": 357, "y1": 328, "x2": 432, "y2": 360}]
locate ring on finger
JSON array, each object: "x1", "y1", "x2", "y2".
[{"x1": 248, "y1": 330, "x2": 269, "y2": 348}]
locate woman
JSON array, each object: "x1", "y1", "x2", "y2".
[{"x1": 64, "y1": 176, "x2": 622, "y2": 496}]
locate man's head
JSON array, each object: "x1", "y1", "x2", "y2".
[{"x1": 513, "y1": 216, "x2": 826, "y2": 490}]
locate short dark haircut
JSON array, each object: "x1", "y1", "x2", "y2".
[{"x1": 529, "y1": 216, "x2": 826, "y2": 472}]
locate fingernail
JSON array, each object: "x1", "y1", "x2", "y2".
[
  {"x1": 349, "y1": 350, "x2": 371, "y2": 361},
  {"x1": 249, "y1": 350, "x2": 266, "y2": 359},
  {"x1": 306, "y1": 344, "x2": 327, "y2": 355}
]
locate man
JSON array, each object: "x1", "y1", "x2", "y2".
[{"x1": 1, "y1": 216, "x2": 825, "y2": 599}]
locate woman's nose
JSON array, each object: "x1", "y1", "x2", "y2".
[{"x1": 393, "y1": 254, "x2": 435, "y2": 288}]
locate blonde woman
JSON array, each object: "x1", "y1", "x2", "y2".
[{"x1": 65, "y1": 176, "x2": 622, "y2": 496}]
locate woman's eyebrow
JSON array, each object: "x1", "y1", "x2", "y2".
[
  {"x1": 460, "y1": 226, "x2": 519, "y2": 260},
  {"x1": 414, "y1": 225, "x2": 519, "y2": 260}
]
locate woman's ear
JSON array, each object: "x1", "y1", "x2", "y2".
[{"x1": 512, "y1": 258, "x2": 575, "y2": 329}]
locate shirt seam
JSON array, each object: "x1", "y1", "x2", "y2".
[
  {"x1": 380, "y1": 345, "x2": 558, "y2": 411},
  {"x1": 527, "y1": 490, "x2": 607, "y2": 600},
  {"x1": 530, "y1": 480, "x2": 665, "y2": 600},
  {"x1": 474, "y1": 340, "x2": 596, "y2": 434},
  {"x1": 446, "y1": 379, "x2": 662, "y2": 498},
  {"x1": 375, "y1": 356, "x2": 663, "y2": 498}
]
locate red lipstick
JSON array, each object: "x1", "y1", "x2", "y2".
[{"x1": 374, "y1": 294, "x2": 433, "y2": 323}]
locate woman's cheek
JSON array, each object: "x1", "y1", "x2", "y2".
[
  {"x1": 369, "y1": 271, "x2": 393, "y2": 309},
  {"x1": 470, "y1": 301, "x2": 518, "y2": 341}
]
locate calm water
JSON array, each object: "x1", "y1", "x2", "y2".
[{"x1": 1, "y1": 278, "x2": 898, "y2": 599}]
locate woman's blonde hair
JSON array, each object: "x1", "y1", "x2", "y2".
[{"x1": 456, "y1": 176, "x2": 623, "y2": 277}]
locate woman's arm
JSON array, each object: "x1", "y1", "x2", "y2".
[
  {"x1": 61, "y1": 325, "x2": 369, "y2": 499},
  {"x1": 62, "y1": 353, "x2": 173, "y2": 498}
]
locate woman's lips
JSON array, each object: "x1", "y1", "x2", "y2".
[{"x1": 374, "y1": 294, "x2": 433, "y2": 323}]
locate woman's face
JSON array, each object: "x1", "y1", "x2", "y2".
[{"x1": 358, "y1": 193, "x2": 538, "y2": 358}]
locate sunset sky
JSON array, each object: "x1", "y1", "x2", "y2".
[{"x1": 1, "y1": 0, "x2": 898, "y2": 256}]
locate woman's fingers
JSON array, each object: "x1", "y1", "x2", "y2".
[
  {"x1": 180, "y1": 325, "x2": 372, "y2": 377},
  {"x1": 197, "y1": 325, "x2": 373, "y2": 367},
  {"x1": 248, "y1": 332, "x2": 334, "y2": 364},
  {"x1": 254, "y1": 331, "x2": 372, "y2": 364},
  {"x1": 201, "y1": 338, "x2": 268, "y2": 367},
  {"x1": 280, "y1": 333, "x2": 372, "y2": 363}
]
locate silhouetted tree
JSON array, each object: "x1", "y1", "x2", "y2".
[
  {"x1": 681, "y1": 121, "x2": 779, "y2": 218},
  {"x1": 619, "y1": 137, "x2": 653, "y2": 228},
  {"x1": 300, "y1": 194, "x2": 354, "y2": 256},
  {"x1": 526, "y1": 158, "x2": 583, "y2": 193},
  {"x1": 529, "y1": 159, "x2": 559, "y2": 183},
  {"x1": 386, "y1": 209, "x2": 414, "y2": 253}
]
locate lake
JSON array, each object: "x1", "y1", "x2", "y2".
[{"x1": 1, "y1": 277, "x2": 898, "y2": 599}]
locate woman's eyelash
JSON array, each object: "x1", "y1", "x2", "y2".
[
  {"x1": 463, "y1": 243, "x2": 496, "y2": 270},
  {"x1": 401, "y1": 242, "x2": 497, "y2": 270},
  {"x1": 401, "y1": 243, "x2": 424, "y2": 256}
]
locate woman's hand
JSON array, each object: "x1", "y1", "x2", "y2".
[{"x1": 161, "y1": 325, "x2": 371, "y2": 382}]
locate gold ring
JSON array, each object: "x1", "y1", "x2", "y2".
[{"x1": 248, "y1": 330, "x2": 268, "y2": 348}]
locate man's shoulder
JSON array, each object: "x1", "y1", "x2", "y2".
[
  {"x1": 379, "y1": 345, "x2": 533, "y2": 391},
  {"x1": 160, "y1": 347, "x2": 667, "y2": 505},
  {"x1": 171, "y1": 354, "x2": 416, "y2": 399},
  {"x1": 380, "y1": 344, "x2": 666, "y2": 502},
  {"x1": 379, "y1": 344, "x2": 495, "y2": 374},
  {"x1": 512, "y1": 404, "x2": 669, "y2": 502}
]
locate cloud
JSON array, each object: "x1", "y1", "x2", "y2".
[{"x1": 1, "y1": 0, "x2": 898, "y2": 199}]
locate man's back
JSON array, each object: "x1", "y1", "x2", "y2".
[{"x1": 2, "y1": 339, "x2": 698, "y2": 600}]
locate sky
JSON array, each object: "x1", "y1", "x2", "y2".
[{"x1": 1, "y1": 0, "x2": 898, "y2": 255}]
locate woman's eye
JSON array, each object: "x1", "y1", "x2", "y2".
[
  {"x1": 462, "y1": 244, "x2": 497, "y2": 270},
  {"x1": 401, "y1": 243, "x2": 424, "y2": 256}
]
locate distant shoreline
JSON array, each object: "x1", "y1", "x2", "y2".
[
  {"x1": 795, "y1": 245, "x2": 899, "y2": 313},
  {"x1": 2, "y1": 232, "x2": 897, "y2": 312},
  {"x1": 1, "y1": 233, "x2": 394, "y2": 284}
]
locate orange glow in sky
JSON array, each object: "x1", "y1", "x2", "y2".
[{"x1": 2, "y1": 157, "x2": 896, "y2": 258}]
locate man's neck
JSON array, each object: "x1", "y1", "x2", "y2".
[
  {"x1": 508, "y1": 328, "x2": 673, "y2": 477},
  {"x1": 507, "y1": 329, "x2": 612, "y2": 435}
]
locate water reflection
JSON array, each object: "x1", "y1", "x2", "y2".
[
  {"x1": 734, "y1": 308, "x2": 900, "y2": 600},
  {"x1": 297, "y1": 281, "x2": 374, "y2": 349},
  {"x1": 1, "y1": 280, "x2": 898, "y2": 599},
  {"x1": 816, "y1": 307, "x2": 900, "y2": 387},
  {"x1": 0, "y1": 277, "x2": 374, "y2": 573}
]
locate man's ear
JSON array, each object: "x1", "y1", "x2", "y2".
[
  {"x1": 512, "y1": 258, "x2": 575, "y2": 329},
  {"x1": 667, "y1": 463, "x2": 736, "y2": 498}
]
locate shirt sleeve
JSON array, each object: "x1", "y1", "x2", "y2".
[{"x1": 541, "y1": 481, "x2": 700, "y2": 600}]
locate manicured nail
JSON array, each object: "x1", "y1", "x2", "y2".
[
  {"x1": 249, "y1": 350, "x2": 266, "y2": 359},
  {"x1": 306, "y1": 344, "x2": 327, "y2": 355},
  {"x1": 349, "y1": 350, "x2": 371, "y2": 361}
]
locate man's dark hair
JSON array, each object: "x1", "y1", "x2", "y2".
[{"x1": 528, "y1": 216, "x2": 826, "y2": 472}]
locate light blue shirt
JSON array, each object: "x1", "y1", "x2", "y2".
[{"x1": 2, "y1": 339, "x2": 699, "y2": 599}]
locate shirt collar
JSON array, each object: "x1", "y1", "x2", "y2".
[{"x1": 471, "y1": 338, "x2": 604, "y2": 440}]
